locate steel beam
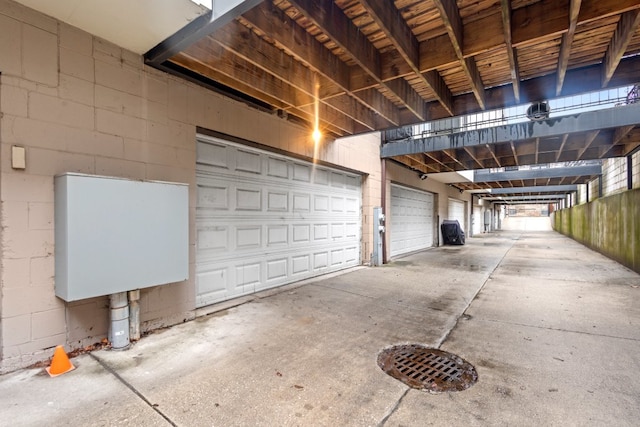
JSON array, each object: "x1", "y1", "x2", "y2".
[
  {"x1": 488, "y1": 185, "x2": 578, "y2": 194},
  {"x1": 145, "y1": 0, "x2": 263, "y2": 65},
  {"x1": 482, "y1": 194, "x2": 567, "y2": 201},
  {"x1": 381, "y1": 103, "x2": 640, "y2": 157},
  {"x1": 473, "y1": 164, "x2": 601, "y2": 182}
]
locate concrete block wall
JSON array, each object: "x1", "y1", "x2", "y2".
[
  {"x1": 601, "y1": 157, "x2": 627, "y2": 196},
  {"x1": 553, "y1": 188, "x2": 640, "y2": 274},
  {"x1": 0, "y1": 0, "x2": 382, "y2": 372}
]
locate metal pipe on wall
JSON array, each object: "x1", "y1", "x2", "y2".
[{"x1": 109, "y1": 292, "x2": 130, "y2": 350}]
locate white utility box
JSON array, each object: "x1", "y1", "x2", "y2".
[{"x1": 55, "y1": 173, "x2": 189, "y2": 301}]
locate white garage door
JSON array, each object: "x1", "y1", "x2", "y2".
[
  {"x1": 472, "y1": 206, "x2": 482, "y2": 236},
  {"x1": 448, "y1": 198, "x2": 466, "y2": 231},
  {"x1": 195, "y1": 136, "x2": 362, "y2": 307},
  {"x1": 390, "y1": 184, "x2": 435, "y2": 257}
]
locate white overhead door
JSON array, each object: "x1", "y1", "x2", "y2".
[
  {"x1": 472, "y1": 206, "x2": 482, "y2": 236},
  {"x1": 195, "y1": 135, "x2": 362, "y2": 307},
  {"x1": 390, "y1": 184, "x2": 434, "y2": 257},
  {"x1": 448, "y1": 198, "x2": 466, "y2": 231}
]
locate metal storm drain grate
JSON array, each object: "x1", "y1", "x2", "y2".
[{"x1": 377, "y1": 344, "x2": 478, "y2": 393}]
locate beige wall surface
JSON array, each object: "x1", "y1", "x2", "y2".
[{"x1": 0, "y1": 0, "x2": 384, "y2": 372}]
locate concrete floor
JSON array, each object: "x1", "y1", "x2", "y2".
[{"x1": 2, "y1": 222, "x2": 640, "y2": 426}]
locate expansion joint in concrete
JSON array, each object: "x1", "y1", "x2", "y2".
[{"x1": 89, "y1": 353, "x2": 177, "y2": 426}]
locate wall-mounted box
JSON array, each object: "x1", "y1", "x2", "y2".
[{"x1": 55, "y1": 173, "x2": 189, "y2": 301}]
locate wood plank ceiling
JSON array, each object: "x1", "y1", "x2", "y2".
[{"x1": 146, "y1": 0, "x2": 640, "y2": 192}]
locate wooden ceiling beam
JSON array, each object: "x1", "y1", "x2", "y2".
[
  {"x1": 512, "y1": 0, "x2": 640, "y2": 48},
  {"x1": 360, "y1": 0, "x2": 640, "y2": 95},
  {"x1": 241, "y1": 3, "x2": 400, "y2": 126},
  {"x1": 424, "y1": 152, "x2": 455, "y2": 172},
  {"x1": 360, "y1": 0, "x2": 454, "y2": 116},
  {"x1": 500, "y1": 0, "x2": 521, "y2": 103},
  {"x1": 556, "y1": 0, "x2": 582, "y2": 96},
  {"x1": 599, "y1": 125, "x2": 635, "y2": 158},
  {"x1": 175, "y1": 49, "x2": 353, "y2": 134},
  {"x1": 510, "y1": 141, "x2": 519, "y2": 166},
  {"x1": 602, "y1": 10, "x2": 640, "y2": 87},
  {"x1": 432, "y1": 0, "x2": 486, "y2": 110},
  {"x1": 288, "y1": 0, "x2": 427, "y2": 121},
  {"x1": 577, "y1": 130, "x2": 600, "y2": 160},
  {"x1": 556, "y1": 134, "x2": 570, "y2": 163},
  {"x1": 209, "y1": 22, "x2": 379, "y2": 130},
  {"x1": 463, "y1": 146, "x2": 485, "y2": 169},
  {"x1": 405, "y1": 154, "x2": 439, "y2": 173}
]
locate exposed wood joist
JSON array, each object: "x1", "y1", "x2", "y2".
[
  {"x1": 602, "y1": 9, "x2": 640, "y2": 87},
  {"x1": 240, "y1": 3, "x2": 400, "y2": 126},
  {"x1": 208, "y1": 22, "x2": 380, "y2": 130},
  {"x1": 556, "y1": 0, "x2": 582, "y2": 96},
  {"x1": 287, "y1": 0, "x2": 427, "y2": 121},
  {"x1": 600, "y1": 125, "x2": 634, "y2": 157},
  {"x1": 432, "y1": 0, "x2": 486, "y2": 110},
  {"x1": 359, "y1": 0, "x2": 454, "y2": 116},
  {"x1": 500, "y1": 0, "x2": 521, "y2": 102},
  {"x1": 174, "y1": 49, "x2": 353, "y2": 134},
  {"x1": 555, "y1": 134, "x2": 570, "y2": 162},
  {"x1": 576, "y1": 130, "x2": 600, "y2": 160}
]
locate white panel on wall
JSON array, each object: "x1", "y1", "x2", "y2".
[
  {"x1": 55, "y1": 173, "x2": 189, "y2": 301},
  {"x1": 195, "y1": 135, "x2": 362, "y2": 307}
]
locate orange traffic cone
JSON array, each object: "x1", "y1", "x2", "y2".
[{"x1": 45, "y1": 345, "x2": 75, "y2": 377}]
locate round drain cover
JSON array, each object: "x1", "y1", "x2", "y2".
[{"x1": 377, "y1": 344, "x2": 478, "y2": 393}]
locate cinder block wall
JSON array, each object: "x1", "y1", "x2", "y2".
[
  {"x1": 0, "y1": 0, "x2": 381, "y2": 372},
  {"x1": 552, "y1": 189, "x2": 640, "y2": 273}
]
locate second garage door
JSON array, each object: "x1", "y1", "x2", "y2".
[
  {"x1": 195, "y1": 135, "x2": 362, "y2": 307},
  {"x1": 390, "y1": 184, "x2": 435, "y2": 257},
  {"x1": 448, "y1": 198, "x2": 466, "y2": 232}
]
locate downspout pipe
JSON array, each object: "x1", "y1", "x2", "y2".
[{"x1": 109, "y1": 292, "x2": 130, "y2": 350}]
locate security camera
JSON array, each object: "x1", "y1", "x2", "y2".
[{"x1": 419, "y1": 173, "x2": 428, "y2": 180}]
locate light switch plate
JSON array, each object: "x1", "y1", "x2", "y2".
[{"x1": 11, "y1": 146, "x2": 26, "y2": 170}]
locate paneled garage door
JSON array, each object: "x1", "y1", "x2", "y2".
[
  {"x1": 448, "y1": 198, "x2": 466, "y2": 232},
  {"x1": 472, "y1": 206, "x2": 482, "y2": 236},
  {"x1": 195, "y1": 136, "x2": 362, "y2": 307},
  {"x1": 390, "y1": 184, "x2": 435, "y2": 257}
]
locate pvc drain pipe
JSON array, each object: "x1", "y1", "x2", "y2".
[
  {"x1": 128, "y1": 289, "x2": 141, "y2": 341},
  {"x1": 109, "y1": 292, "x2": 130, "y2": 350}
]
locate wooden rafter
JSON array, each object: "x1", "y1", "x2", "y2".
[
  {"x1": 464, "y1": 146, "x2": 485, "y2": 169},
  {"x1": 556, "y1": 134, "x2": 570, "y2": 162},
  {"x1": 432, "y1": 0, "x2": 486, "y2": 110},
  {"x1": 600, "y1": 125, "x2": 635, "y2": 157},
  {"x1": 556, "y1": 0, "x2": 582, "y2": 96},
  {"x1": 602, "y1": 10, "x2": 640, "y2": 87},
  {"x1": 174, "y1": 50, "x2": 352, "y2": 134},
  {"x1": 424, "y1": 152, "x2": 455, "y2": 172},
  {"x1": 509, "y1": 141, "x2": 519, "y2": 166},
  {"x1": 576, "y1": 130, "x2": 600, "y2": 160},
  {"x1": 360, "y1": 0, "x2": 454, "y2": 116},
  {"x1": 209, "y1": 22, "x2": 379, "y2": 130},
  {"x1": 485, "y1": 144, "x2": 502, "y2": 168},
  {"x1": 500, "y1": 0, "x2": 521, "y2": 102},
  {"x1": 288, "y1": 0, "x2": 427, "y2": 121},
  {"x1": 240, "y1": 3, "x2": 400, "y2": 125}
]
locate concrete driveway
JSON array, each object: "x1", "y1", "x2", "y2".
[{"x1": 2, "y1": 225, "x2": 639, "y2": 426}]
